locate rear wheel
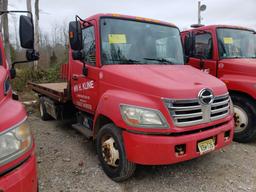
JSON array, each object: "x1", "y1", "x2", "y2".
[
  {"x1": 231, "y1": 94, "x2": 256, "y2": 143},
  {"x1": 39, "y1": 97, "x2": 51, "y2": 121},
  {"x1": 96, "y1": 123, "x2": 136, "y2": 182}
]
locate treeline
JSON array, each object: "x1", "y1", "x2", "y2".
[
  {"x1": 13, "y1": 22, "x2": 69, "y2": 69},
  {"x1": 1, "y1": 0, "x2": 69, "y2": 70}
]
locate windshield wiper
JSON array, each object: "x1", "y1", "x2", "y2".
[
  {"x1": 107, "y1": 59, "x2": 141, "y2": 64},
  {"x1": 143, "y1": 57, "x2": 173, "y2": 64}
]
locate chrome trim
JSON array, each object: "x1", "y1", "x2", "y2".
[
  {"x1": 173, "y1": 112, "x2": 203, "y2": 118},
  {"x1": 163, "y1": 93, "x2": 230, "y2": 127},
  {"x1": 198, "y1": 88, "x2": 214, "y2": 105}
]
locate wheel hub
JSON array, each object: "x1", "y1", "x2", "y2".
[
  {"x1": 102, "y1": 137, "x2": 120, "y2": 167},
  {"x1": 234, "y1": 105, "x2": 248, "y2": 133},
  {"x1": 39, "y1": 103, "x2": 43, "y2": 117}
]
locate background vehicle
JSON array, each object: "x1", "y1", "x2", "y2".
[
  {"x1": 30, "y1": 14, "x2": 234, "y2": 181},
  {"x1": 0, "y1": 11, "x2": 39, "y2": 192},
  {"x1": 182, "y1": 25, "x2": 256, "y2": 143}
]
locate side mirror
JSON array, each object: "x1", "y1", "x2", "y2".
[
  {"x1": 197, "y1": 55, "x2": 208, "y2": 69},
  {"x1": 10, "y1": 67, "x2": 16, "y2": 79},
  {"x1": 26, "y1": 50, "x2": 39, "y2": 61},
  {"x1": 72, "y1": 50, "x2": 84, "y2": 60},
  {"x1": 184, "y1": 32, "x2": 193, "y2": 56},
  {"x1": 69, "y1": 21, "x2": 83, "y2": 51},
  {"x1": 19, "y1": 15, "x2": 34, "y2": 49},
  {"x1": 184, "y1": 55, "x2": 190, "y2": 63}
]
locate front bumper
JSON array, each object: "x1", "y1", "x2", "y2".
[
  {"x1": 0, "y1": 153, "x2": 37, "y2": 192},
  {"x1": 123, "y1": 119, "x2": 234, "y2": 165}
]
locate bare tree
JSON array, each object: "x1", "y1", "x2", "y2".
[
  {"x1": 51, "y1": 22, "x2": 58, "y2": 46},
  {"x1": 26, "y1": 0, "x2": 32, "y2": 16},
  {"x1": 61, "y1": 20, "x2": 68, "y2": 46},
  {"x1": 34, "y1": 0, "x2": 39, "y2": 70},
  {"x1": 2, "y1": 0, "x2": 11, "y2": 67},
  {"x1": 0, "y1": 1, "x2": 3, "y2": 31},
  {"x1": 11, "y1": 15, "x2": 19, "y2": 49}
]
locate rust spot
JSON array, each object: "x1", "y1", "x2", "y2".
[{"x1": 103, "y1": 144, "x2": 111, "y2": 162}]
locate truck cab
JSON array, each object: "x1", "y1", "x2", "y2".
[
  {"x1": 0, "y1": 13, "x2": 39, "y2": 192},
  {"x1": 31, "y1": 14, "x2": 234, "y2": 181},
  {"x1": 182, "y1": 25, "x2": 256, "y2": 143}
]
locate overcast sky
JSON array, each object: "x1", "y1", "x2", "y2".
[{"x1": 7, "y1": 0, "x2": 256, "y2": 34}]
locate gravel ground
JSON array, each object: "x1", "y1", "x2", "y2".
[{"x1": 27, "y1": 115, "x2": 256, "y2": 192}]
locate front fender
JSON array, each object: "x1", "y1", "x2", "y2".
[
  {"x1": 94, "y1": 90, "x2": 170, "y2": 133},
  {"x1": 220, "y1": 74, "x2": 256, "y2": 99}
]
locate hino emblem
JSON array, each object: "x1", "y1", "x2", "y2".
[{"x1": 198, "y1": 88, "x2": 214, "y2": 105}]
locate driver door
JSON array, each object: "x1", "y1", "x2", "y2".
[{"x1": 71, "y1": 21, "x2": 99, "y2": 113}]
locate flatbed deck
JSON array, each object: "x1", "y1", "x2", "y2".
[{"x1": 28, "y1": 82, "x2": 70, "y2": 103}]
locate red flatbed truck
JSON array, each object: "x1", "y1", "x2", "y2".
[
  {"x1": 181, "y1": 25, "x2": 256, "y2": 142},
  {"x1": 30, "y1": 14, "x2": 234, "y2": 181},
  {"x1": 0, "y1": 11, "x2": 39, "y2": 192}
]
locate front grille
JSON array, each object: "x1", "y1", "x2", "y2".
[
  {"x1": 211, "y1": 94, "x2": 230, "y2": 120},
  {"x1": 164, "y1": 93, "x2": 230, "y2": 127}
]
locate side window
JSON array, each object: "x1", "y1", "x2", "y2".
[
  {"x1": 192, "y1": 33, "x2": 213, "y2": 59},
  {"x1": 82, "y1": 26, "x2": 96, "y2": 66}
]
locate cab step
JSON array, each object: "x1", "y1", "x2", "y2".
[{"x1": 72, "y1": 123, "x2": 93, "y2": 139}]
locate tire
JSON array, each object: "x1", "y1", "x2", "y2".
[
  {"x1": 96, "y1": 123, "x2": 136, "y2": 182},
  {"x1": 39, "y1": 97, "x2": 51, "y2": 121},
  {"x1": 231, "y1": 94, "x2": 256, "y2": 143}
]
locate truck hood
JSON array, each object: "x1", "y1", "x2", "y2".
[
  {"x1": 219, "y1": 58, "x2": 256, "y2": 77},
  {"x1": 101, "y1": 65, "x2": 227, "y2": 99}
]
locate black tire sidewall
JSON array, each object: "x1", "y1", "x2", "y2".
[
  {"x1": 231, "y1": 94, "x2": 256, "y2": 142},
  {"x1": 39, "y1": 97, "x2": 50, "y2": 121},
  {"x1": 96, "y1": 124, "x2": 128, "y2": 180}
]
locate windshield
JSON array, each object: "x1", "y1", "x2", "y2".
[
  {"x1": 100, "y1": 18, "x2": 184, "y2": 65},
  {"x1": 217, "y1": 28, "x2": 256, "y2": 59}
]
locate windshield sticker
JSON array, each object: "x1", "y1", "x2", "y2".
[
  {"x1": 223, "y1": 37, "x2": 233, "y2": 44},
  {"x1": 108, "y1": 34, "x2": 127, "y2": 44}
]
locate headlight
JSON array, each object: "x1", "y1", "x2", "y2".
[
  {"x1": 0, "y1": 119, "x2": 32, "y2": 166},
  {"x1": 120, "y1": 104, "x2": 168, "y2": 128},
  {"x1": 229, "y1": 96, "x2": 234, "y2": 115}
]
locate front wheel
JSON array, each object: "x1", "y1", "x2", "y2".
[
  {"x1": 96, "y1": 123, "x2": 136, "y2": 182},
  {"x1": 232, "y1": 94, "x2": 256, "y2": 143}
]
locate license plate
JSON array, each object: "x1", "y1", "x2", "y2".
[{"x1": 198, "y1": 138, "x2": 215, "y2": 155}]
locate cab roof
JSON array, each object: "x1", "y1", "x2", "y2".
[
  {"x1": 182, "y1": 24, "x2": 255, "y2": 33},
  {"x1": 83, "y1": 13, "x2": 177, "y2": 28}
]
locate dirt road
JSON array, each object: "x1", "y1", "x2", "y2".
[{"x1": 28, "y1": 115, "x2": 256, "y2": 192}]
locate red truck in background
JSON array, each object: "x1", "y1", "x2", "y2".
[
  {"x1": 0, "y1": 11, "x2": 39, "y2": 192},
  {"x1": 29, "y1": 14, "x2": 234, "y2": 181},
  {"x1": 182, "y1": 25, "x2": 256, "y2": 143}
]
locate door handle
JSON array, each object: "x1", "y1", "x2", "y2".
[{"x1": 72, "y1": 75, "x2": 79, "y2": 80}]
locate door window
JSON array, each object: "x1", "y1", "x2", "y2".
[
  {"x1": 192, "y1": 33, "x2": 213, "y2": 59},
  {"x1": 82, "y1": 26, "x2": 96, "y2": 66}
]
